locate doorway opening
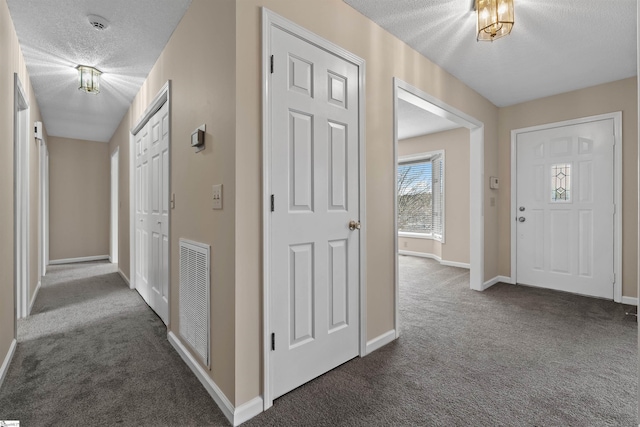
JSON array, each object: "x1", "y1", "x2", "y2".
[
  {"x1": 393, "y1": 79, "x2": 484, "y2": 336},
  {"x1": 38, "y1": 132, "x2": 49, "y2": 291},
  {"x1": 14, "y1": 74, "x2": 30, "y2": 321},
  {"x1": 111, "y1": 147, "x2": 119, "y2": 265}
]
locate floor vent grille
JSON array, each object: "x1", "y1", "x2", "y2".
[{"x1": 179, "y1": 238, "x2": 210, "y2": 367}]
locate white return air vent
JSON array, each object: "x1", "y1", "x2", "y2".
[{"x1": 179, "y1": 238, "x2": 210, "y2": 367}]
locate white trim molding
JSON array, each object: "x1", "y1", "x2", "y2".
[
  {"x1": 365, "y1": 330, "x2": 396, "y2": 354},
  {"x1": 622, "y1": 297, "x2": 638, "y2": 306},
  {"x1": 49, "y1": 255, "x2": 109, "y2": 265},
  {"x1": 398, "y1": 250, "x2": 470, "y2": 269},
  {"x1": 482, "y1": 276, "x2": 513, "y2": 291},
  {"x1": 168, "y1": 332, "x2": 263, "y2": 426},
  {"x1": 510, "y1": 112, "x2": 623, "y2": 302},
  {"x1": 0, "y1": 339, "x2": 17, "y2": 390}
]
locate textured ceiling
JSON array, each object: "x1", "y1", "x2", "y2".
[
  {"x1": 344, "y1": 0, "x2": 637, "y2": 107},
  {"x1": 7, "y1": 0, "x2": 192, "y2": 142}
]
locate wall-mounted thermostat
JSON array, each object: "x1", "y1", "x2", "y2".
[
  {"x1": 490, "y1": 176, "x2": 499, "y2": 190},
  {"x1": 191, "y1": 124, "x2": 206, "y2": 153}
]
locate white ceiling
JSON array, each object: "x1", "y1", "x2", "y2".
[
  {"x1": 398, "y1": 98, "x2": 461, "y2": 140},
  {"x1": 344, "y1": 0, "x2": 638, "y2": 107},
  {"x1": 7, "y1": 0, "x2": 192, "y2": 142}
]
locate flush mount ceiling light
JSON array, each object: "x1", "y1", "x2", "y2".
[
  {"x1": 77, "y1": 65, "x2": 102, "y2": 94},
  {"x1": 476, "y1": 0, "x2": 514, "y2": 42}
]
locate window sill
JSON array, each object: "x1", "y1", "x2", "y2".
[{"x1": 398, "y1": 232, "x2": 443, "y2": 243}]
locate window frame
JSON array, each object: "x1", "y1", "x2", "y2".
[{"x1": 397, "y1": 149, "x2": 445, "y2": 243}]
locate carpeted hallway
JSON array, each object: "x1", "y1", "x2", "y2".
[{"x1": 0, "y1": 257, "x2": 637, "y2": 426}]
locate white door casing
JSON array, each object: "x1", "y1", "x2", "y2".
[
  {"x1": 131, "y1": 84, "x2": 171, "y2": 325},
  {"x1": 513, "y1": 115, "x2": 620, "y2": 299},
  {"x1": 14, "y1": 74, "x2": 30, "y2": 320},
  {"x1": 263, "y1": 10, "x2": 366, "y2": 408}
]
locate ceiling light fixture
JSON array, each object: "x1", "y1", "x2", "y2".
[
  {"x1": 476, "y1": 0, "x2": 514, "y2": 42},
  {"x1": 77, "y1": 65, "x2": 101, "y2": 94}
]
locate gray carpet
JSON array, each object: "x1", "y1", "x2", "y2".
[
  {"x1": 0, "y1": 257, "x2": 637, "y2": 426},
  {"x1": 0, "y1": 261, "x2": 229, "y2": 426}
]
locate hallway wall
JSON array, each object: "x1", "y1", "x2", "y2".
[
  {"x1": 108, "y1": 0, "x2": 238, "y2": 402},
  {"x1": 0, "y1": 0, "x2": 47, "y2": 383},
  {"x1": 49, "y1": 137, "x2": 110, "y2": 262}
]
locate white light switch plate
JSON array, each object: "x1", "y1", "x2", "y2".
[{"x1": 212, "y1": 184, "x2": 222, "y2": 210}]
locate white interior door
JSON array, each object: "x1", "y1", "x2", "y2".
[
  {"x1": 134, "y1": 102, "x2": 169, "y2": 324},
  {"x1": 135, "y1": 122, "x2": 150, "y2": 303},
  {"x1": 149, "y1": 102, "x2": 169, "y2": 323},
  {"x1": 111, "y1": 148, "x2": 119, "y2": 264},
  {"x1": 269, "y1": 25, "x2": 361, "y2": 399},
  {"x1": 516, "y1": 119, "x2": 615, "y2": 298}
]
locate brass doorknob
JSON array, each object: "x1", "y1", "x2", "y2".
[{"x1": 349, "y1": 220, "x2": 361, "y2": 230}]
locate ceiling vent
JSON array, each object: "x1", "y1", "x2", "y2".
[{"x1": 87, "y1": 14, "x2": 109, "y2": 31}]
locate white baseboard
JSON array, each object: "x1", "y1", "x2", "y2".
[
  {"x1": 168, "y1": 331, "x2": 263, "y2": 426},
  {"x1": 440, "y1": 260, "x2": 471, "y2": 269},
  {"x1": 29, "y1": 280, "x2": 42, "y2": 315},
  {"x1": 365, "y1": 329, "x2": 396, "y2": 354},
  {"x1": 482, "y1": 275, "x2": 512, "y2": 291},
  {"x1": 398, "y1": 250, "x2": 470, "y2": 269},
  {"x1": 622, "y1": 296, "x2": 638, "y2": 306},
  {"x1": 118, "y1": 269, "x2": 132, "y2": 289},
  {"x1": 0, "y1": 339, "x2": 17, "y2": 391},
  {"x1": 49, "y1": 255, "x2": 110, "y2": 265},
  {"x1": 234, "y1": 397, "x2": 264, "y2": 426}
]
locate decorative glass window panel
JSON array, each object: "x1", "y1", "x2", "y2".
[{"x1": 551, "y1": 163, "x2": 571, "y2": 202}]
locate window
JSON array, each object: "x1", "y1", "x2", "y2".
[{"x1": 397, "y1": 151, "x2": 444, "y2": 241}]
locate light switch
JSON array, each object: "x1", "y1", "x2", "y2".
[{"x1": 212, "y1": 184, "x2": 222, "y2": 210}]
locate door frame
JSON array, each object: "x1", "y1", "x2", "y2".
[
  {"x1": 510, "y1": 112, "x2": 622, "y2": 302},
  {"x1": 38, "y1": 135, "x2": 48, "y2": 282},
  {"x1": 129, "y1": 81, "x2": 172, "y2": 318},
  {"x1": 261, "y1": 8, "x2": 367, "y2": 410},
  {"x1": 392, "y1": 79, "x2": 485, "y2": 337},
  {"x1": 111, "y1": 147, "x2": 119, "y2": 264},
  {"x1": 14, "y1": 74, "x2": 30, "y2": 321}
]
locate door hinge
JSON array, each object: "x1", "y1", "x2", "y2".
[
  {"x1": 270, "y1": 55, "x2": 274, "y2": 74},
  {"x1": 271, "y1": 332, "x2": 275, "y2": 351},
  {"x1": 271, "y1": 194, "x2": 275, "y2": 212}
]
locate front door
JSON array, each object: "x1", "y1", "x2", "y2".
[
  {"x1": 516, "y1": 118, "x2": 615, "y2": 299},
  {"x1": 269, "y1": 25, "x2": 361, "y2": 399}
]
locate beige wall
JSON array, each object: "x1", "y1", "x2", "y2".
[
  {"x1": 398, "y1": 128, "x2": 471, "y2": 265},
  {"x1": 498, "y1": 77, "x2": 638, "y2": 298},
  {"x1": 48, "y1": 137, "x2": 109, "y2": 261},
  {"x1": 236, "y1": 0, "x2": 500, "y2": 405},
  {"x1": 108, "y1": 0, "x2": 237, "y2": 402},
  {"x1": 0, "y1": 0, "x2": 46, "y2": 376}
]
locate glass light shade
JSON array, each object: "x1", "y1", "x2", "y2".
[
  {"x1": 477, "y1": 0, "x2": 514, "y2": 42},
  {"x1": 77, "y1": 65, "x2": 101, "y2": 94}
]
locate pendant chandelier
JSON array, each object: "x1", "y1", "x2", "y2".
[{"x1": 476, "y1": 0, "x2": 514, "y2": 42}]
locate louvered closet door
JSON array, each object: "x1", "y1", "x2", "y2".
[{"x1": 270, "y1": 25, "x2": 361, "y2": 399}]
